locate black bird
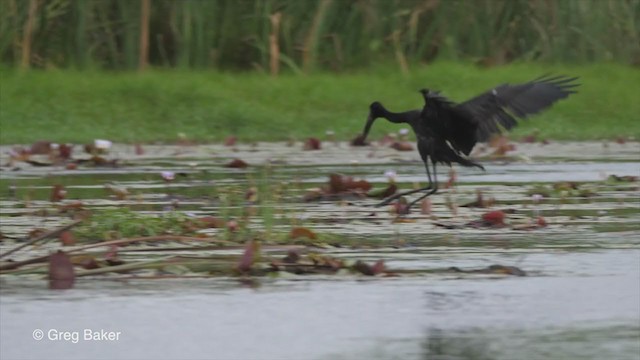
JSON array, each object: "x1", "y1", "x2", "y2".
[{"x1": 360, "y1": 75, "x2": 579, "y2": 208}]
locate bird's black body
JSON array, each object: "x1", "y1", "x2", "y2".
[{"x1": 362, "y1": 75, "x2": 579, "y2": 208}]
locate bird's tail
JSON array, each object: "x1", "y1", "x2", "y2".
[
  {"x1": 457, "y1": 156, "x2": 485, "y2": 171},
  {"x1": 437, "y1": 144, "x2": 485, "y2": 170}
]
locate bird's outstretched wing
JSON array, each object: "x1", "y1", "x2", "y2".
[{"x1": 456, "y1": 75, "x2": 579, "y2": 142}]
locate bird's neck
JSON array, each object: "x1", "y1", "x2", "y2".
[{"x1": 381, "y1": 109, "x2": 411, "y2": 124}]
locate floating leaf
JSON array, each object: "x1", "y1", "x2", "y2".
[
  {"x1": 303, "y1": 137, "x2": 321, "y2": 150},
  {"x1": 245, "y1": 186, "x2": 258, "y2": 202},
  {"x1": 371, "y1": 260, "x2": 386, "y2": 275},
  {"x1": 421, "y1": 198, "x2": 432, "y2": 215},
  {"x1": 289, "y1": 227, "x2": 317, "y2": 240},
  {"x1": 50, "y1": 184, "x2": 66, "y2": 202},
  {"x1": 197, "y1": 216, "x2": 226, "y2": 229},
  {"x1": 282, "y1": 250, "x2": 300, "y2": 264},
  {"x1": 392, "y1": 197, "x2": 410, "y2": 215},
  {"x1": 224, "y1": 136, "x2": 237, "y2": 146},
  {"x1": 237, "y1": 240, "x2": 260, "y2": 273},
  {"x1": 59, "y1": 231, "x2": 76, "y2": 246},
  {"x1": 225, "y1": 159, "x2": 249, "y2": 168},
  {"x1": 329, "y1": 173, "x2": 350, "y2": 193},
  {"x1": 134, "y1": 143, "x2": 145, "y2": 155},
  {"x1": 607, "y1": 175, "x2": 638, "y2": 183},
  {"x1": 71, "y1": 255, "x2": 100, "y2": 270},
  {"x1": 227, "y1": 220, "x2": 240, "y2": 232},
  {"x1": 536, "y1": 216, "x2": 547, "y2": 227},
  {"x1": 30, "y1": 140, "x2": 52, "y2": 155},
  {"x1": 367, "y1": 183, "x2": 397, "y2": 199},
  {"x1": 352, "y1": 260, "x2": 384, "y2": 276},
  {"x1": 390, "y1": 141, "x2": 414, "y2": 151},
  {"x1": 49, "y1": 251, "x2": 75, "y2": 290},
  {"x1": 481, "y1": 210, "x2": 506, "y2": 226}
]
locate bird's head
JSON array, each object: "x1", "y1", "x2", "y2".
[{"x1": 361, "y1": 101, "x2": 386, "y2": 140}]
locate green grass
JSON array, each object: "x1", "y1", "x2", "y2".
[{"x1": 1, "y1": 62, "x2": 638, "y2": 144}]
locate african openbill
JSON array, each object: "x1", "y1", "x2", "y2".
[{"x1": 360, "y1": 75, "x2": 579, "y2": 208}]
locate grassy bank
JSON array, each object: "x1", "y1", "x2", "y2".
[{"x1": 1, "y1": 63, "x2": 638, "y2": 144}]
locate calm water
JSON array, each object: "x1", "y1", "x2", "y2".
[{"x1": 1, "y1": 141, "x2": 639, "y2": 360}]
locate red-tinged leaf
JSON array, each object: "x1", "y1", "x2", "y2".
[
  {"x1": 421, "y1": 198, "x2": 432, "y2": 215},
  {"x1": 224, "y1": 159, "x2": 249, "y2": 168},
  {"x1": 224, "y1": 136, "x2": 237, "y2": 146},
  {"x1": 282, "y1": 250, "x2": 300, "y2": 264},
  {"x1": 615, "y1": 136, "x2": 626, "y2": 145},
  {"x1": 134, "y1": 143, "x2": 145, "y2": 155},
  {"x1": 65, "y1": 163, "x2": 78, "y2": 170},
  {"x1": 348, "y1": 179, "x2": 372, "y2": 192},
  {"x1": 289, "y1": 227, "x2": 317, "y2": 240},
  {"x1": 303, "y1": 137, "x2": 321, "y2": 150},
  {"x1": 57, "y1": 201, "x2": 85, "y2": 213},
  {"x1": 352, "y1": 260, "x2": 373, "y2": 275},
  {"x1": 59, "y1": 231, "x2": 76, "y2": 246},
  {"x1": 50, "y1": 184, "x2": 66, "y2": 202},
  {"x1": 58, "y1": 144, "x2": 73, "y2": 159},
  {"x1": 329, "y1": 173, "x2": 351, "y2": 193},
  {"x1": 490, "y1": 136, "x2": 517, "y2": 156},
  {"x1": 352, "y1": 260, "x2": 384, "y2": 276},
  {"x1": 49, "y1": 251, "x2": 75, "y2": 290},
  {"x1": 536, "y1": 216, "x2": 547, "y2": 227},
  {"x1": 392, "y1": 197, "x2": 411, "y2": 215},
  {"x1": 481, "y1": 210, "x2": 506, "y2": 226},
  {"x1": 30, "y1": 140, "x2": 52, "y2": 155},
  {"x1": 198, "y1": 216, "x2": 226, "y2": 228},
  {"x1": 245, "y1": 186, "x2": 258, "y2": 202},
  {"x1": 227, "y1": 220, "x2": 239, "y2": 232},
  {"x1": 237, "y1": 240, "x2": 260, "y2": 273},
  {"x1": 371, "y1": 260, "x2": 385, "y2": 275},
  {"x1": 351, "y1": 134, "x2": 369, "y2": 146},
  {"x1": 390, "y1": 141, "x2": 414, "y2": 151},
  {"x1": 105, "y1": 245, "x2": 119, "y2": 261},
  {"x1": 444, "y1": 169, "x2": 457, "y2": 189}
]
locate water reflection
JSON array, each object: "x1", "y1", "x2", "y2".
[{"x1": 422, "y1": 328, "x2": 494, "y2": 360}]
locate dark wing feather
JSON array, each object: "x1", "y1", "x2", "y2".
[
  {"x1": 420, "y1": 91, "x2": 478, "y2": 156},
  {"x1": 456, "y1": 75, "x2": 579, "y2": 142}
]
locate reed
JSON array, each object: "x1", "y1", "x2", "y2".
[{"x1": 0, "y1": 0, "x2": 636, "y2": 71}]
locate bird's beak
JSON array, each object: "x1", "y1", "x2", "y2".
[{"x1": 361, "y1": 113, "x2": 375, "y2": 139}]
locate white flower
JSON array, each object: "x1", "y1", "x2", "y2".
[
  {"x1": 384, "y1": 170, "x2": 397, "y2": 180},
  {"x1": 399, "y1": 128, "x2": 410, "y2": 135},
  {"x1": 94, "y1": 139, "x2": 112, "y2": 150},
  {"x1": 161, "y1": 171, "x2": 175, "y2": 181}
]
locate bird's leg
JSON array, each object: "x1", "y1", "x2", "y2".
[
  {"x1": 375, "y1": 160, "x2": 434, "y2": 207},
  {"x1": 407, "y1": 162, "x2": 439, "y2": 209}
]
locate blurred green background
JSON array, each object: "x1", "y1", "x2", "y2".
[{"x1": 1, "y1": 0, "x2": 638, "y2": 143}]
